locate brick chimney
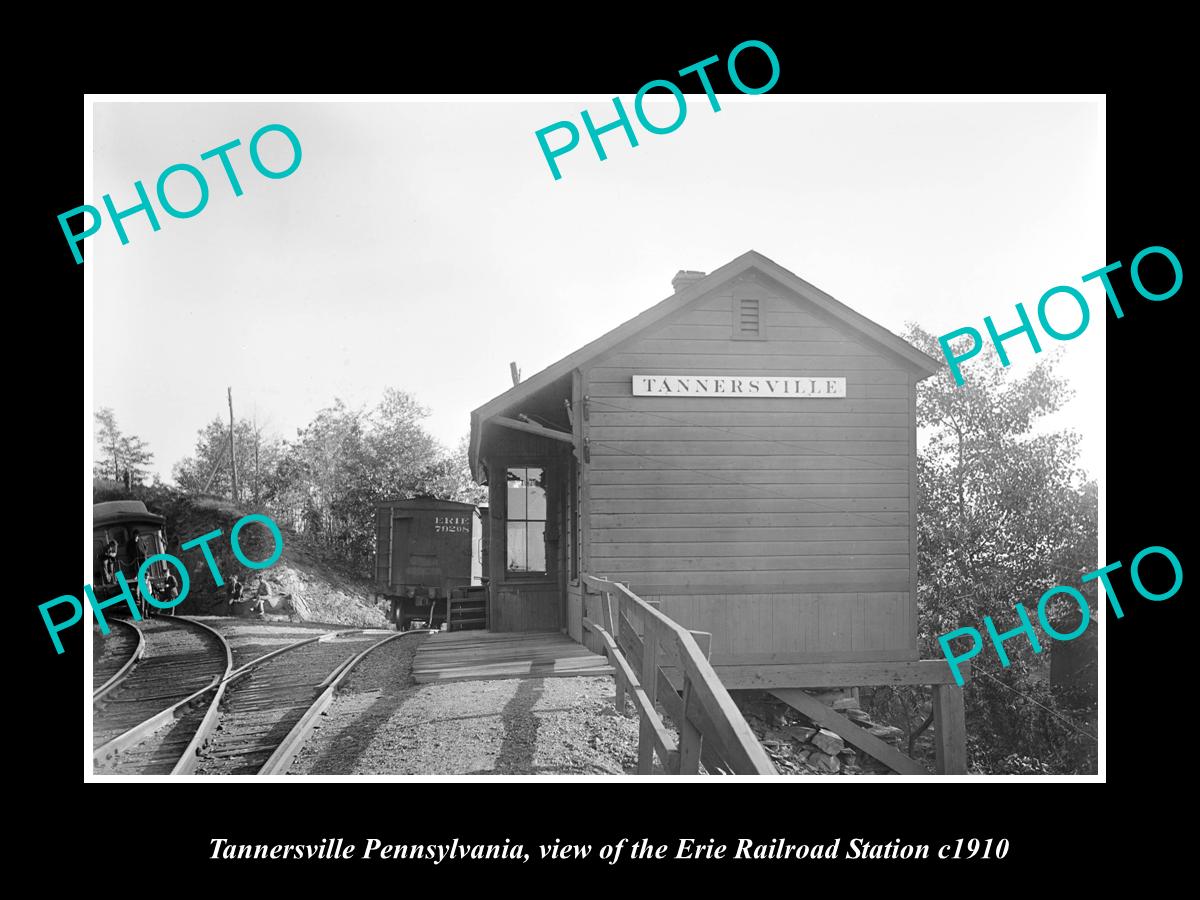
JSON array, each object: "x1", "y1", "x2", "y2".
[{"x1": 671, "y1": 270, "x2": 706, "y2": 293}]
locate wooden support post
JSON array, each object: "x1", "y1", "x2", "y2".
[
  {"x1": 932, "y1": 683, "x2": 967, "y2": 774},
  {"x1": 677, "y1": 631, "x2": 711, "y2": 775},
  {"x1": 638, "y1": 624, "x2": 660, "y2": 774},
  {"x1": 613, "y1": 664, "x2": 626, "y2": 715}
]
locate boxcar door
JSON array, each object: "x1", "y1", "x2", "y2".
[{"x1": 390, "y1": 517, "x2": 413, "y2": 588}]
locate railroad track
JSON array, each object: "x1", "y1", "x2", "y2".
[
  {"x1": 198, "y1": 618, "x2": 345, "y2": 670},
  {"x1": 93, "y1": 618, "x2": 407, "y2": 776},
  {"x1": 93, "y1": 616, "x2": 232, "y2": 774},
  {"x1": 195, "y1": 630, "x2": 404, "y2": 776},
  {"x1": 92, "y1": 618, "x2": 144, "y2": 701}
]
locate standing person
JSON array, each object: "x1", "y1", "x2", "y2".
[
  {"x1": 226, "y1": 574, "x2": 244, "y2": 616},
  {"x1": 159, "y1": 569, "x2": 181, "y2": 616},
  {"x1": 126, "y1": 530, "x2": 146, "y2": 573},
  {"x1": 99, "y1": 541, "x2": 118, "y2": 586},
  {"x1": 139, "y1": 573, "x2": 155, "y2": 619}
]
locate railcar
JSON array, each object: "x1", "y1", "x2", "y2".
[
  {"x1": 92, "y1": 499, "x2": 172, "y2": 617},
  {"x1": 374, "y1": 498, "x2": 488, "y2": 631}
]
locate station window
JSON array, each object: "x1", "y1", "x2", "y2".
[{"x1": 506, "y1": 466, "x2": 548, "y2": 575}]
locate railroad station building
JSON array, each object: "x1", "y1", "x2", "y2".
[{"x1": 468, "y1": 250, "x2": 941, "y2": 667}]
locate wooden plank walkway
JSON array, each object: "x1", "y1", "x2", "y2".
[{"x1": 412, "y1": 631, "x2": 613, "y2": 684}]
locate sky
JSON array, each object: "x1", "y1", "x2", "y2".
[{"x1": 91, "y1": 98, "x2": 1104, "y2": 482}]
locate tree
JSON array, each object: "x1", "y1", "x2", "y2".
[
  {"x1": 173, "y1": 416, "x2": 281, "y2": 501},
  {"x1": 93, "y1": 408, "x2": 154, "y2": 484},
  {"x1": 172, "y1": 388, "x2": 489, "y2": 567},
  {"x1": 421, "y1": 435, "x2": 487, "y2": 505},
  {"x1": 893, "y1": 324, "x2": 1098, "y2": 773},
  {"x1": 362, "y1": 388, "x2": 444, "y2": 498}
]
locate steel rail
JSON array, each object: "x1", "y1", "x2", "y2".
[
  {"x1": 93, "y1": 616, "x2": 232, "y2": 772},
  {"x1": 92, "y1": 618, "x2": 145, "y2": 702},
  {"x1": 257, "y1": 630, "x2": 422, "y2": 775},
  {"x1": 169, "y1": 631, "x2": 361, "y2": 773}
]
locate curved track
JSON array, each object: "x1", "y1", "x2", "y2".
[
  {"x1": 92, "y1": 619, "x2": 144, "y2": 700},
  {"x1": 93, "y1": 617, "x2": 231, "y2": 774},
  {"x1": 194, "y1": 630, "x2": 397, "y2": 775}
]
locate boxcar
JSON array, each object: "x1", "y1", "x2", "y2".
[{"x1": 374, "y1": 498, "x2": 486, "y2": 630}]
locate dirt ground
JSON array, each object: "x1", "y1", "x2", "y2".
[{"x1": 290, "y1": 634, "x2": 643, "y2": 775}]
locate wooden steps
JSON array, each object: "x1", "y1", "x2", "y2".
[{"x1": 447, "y1": 587, "x2": 488, "y2": 632}]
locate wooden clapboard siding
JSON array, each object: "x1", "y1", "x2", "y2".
[
  {"x1": 590, "y1": 411, "x2": 912, "y2": 428},
  {"x1": 491, "y1": 585, "x2": 562, "y2": 632},
  {"x1": 590, "y1": 454, "x2": 911, "y2": 470},
  {"x1": 591, "y1": 555, "x2": 911, "y2": 572},
  {"x1": 589, "y1": 468, "x2": 910, "y2": 485},
  {"x1": 582, "y1": 276, "x2": 919, "y2": 658},
  {"x1": 592, "y1": 355, "x2": 907, "y2": 371},
  {"x1": 591, "y1": 482, "x2": 911, "y2": 499},
  {"x1": 589, "y1": 399, "x2": 910, "y2": 415},
  {"x1": 586, "y1": 426, "x2": 911, "y2": 442},
  {"x1": 591, "y1": 513, "x2": 911, "y2": 528},
  {"x1": 630, "y1": 338, "x2": 880, "y2": 355},
  {"x1": 618, "y1": 571, "x2": 910, "y2": 592},
  {"x1": 592, "y1": 540, "x2": 912, "y2": 557},
  {"x1": 591, "y1": 526, "x2": 911, "y2": 542},
  {"x1": 649, "y1": 592, "x2": 913, "y2": 660},
  {"x1": 591, "y1": 498, "x2": 910, "y2": 513},
  {"x1": 588, "y1": 440, "x2": 910, "y2": 456}
]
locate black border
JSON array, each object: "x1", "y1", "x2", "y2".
[{"x1": 22, "y1": 28, "x2": 1191, "y2": 882}]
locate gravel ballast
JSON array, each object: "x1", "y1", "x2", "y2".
[{"x1": 289, "y1": 634, "x2": 643, "y2": 775}]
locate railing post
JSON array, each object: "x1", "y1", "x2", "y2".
[
  {"x1": 677, "y1": 631, "x2": 711, "y2": 775},
  {"x1": 638, "y1": 621, "x2": 660, "y2": 774},
  {"x1": 595, "y1": 587, "x2": 625, "y2": 714}
]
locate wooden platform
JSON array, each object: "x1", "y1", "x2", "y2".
[{"x1": 412, "y1": 631, "x2": 613, "y2": 684}]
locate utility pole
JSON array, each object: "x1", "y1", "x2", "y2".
[
  {"x1": 253, "y1": 406, "x2": 260, "y2": 505},
  {"x1": 228, "y1": 387, "x2": 239, "y2": 504}
]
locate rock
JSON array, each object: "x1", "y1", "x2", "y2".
[
  {"x1": 809, "y1": 751, "x2": 842, "y2": 773},
  {"x1": 811, "y1": 729, "x2": 845, "y2": 755},
  {"x1": 785, "y1": 726, "x2": 817, "y2": 742},
  {"x1": 832, "y1": 698, "x2": 860, "y2": 710},
  {"x1": 838, "y1": 749, "x2": 858, "y2": 767},
  {"x1": 869, "y1": 725, "x2": 904, "y2": 743},
  {"x1": 845, "y1": 708, "x2": 872, "y2": 724}
]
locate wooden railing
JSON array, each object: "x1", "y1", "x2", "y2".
[{"x1": 581, "y1": 574, "x2": 776, "y2": 776}]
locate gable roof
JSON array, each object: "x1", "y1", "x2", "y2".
[{"x1": 470, "y1": 250, "x2": 941, "y2": 474}]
